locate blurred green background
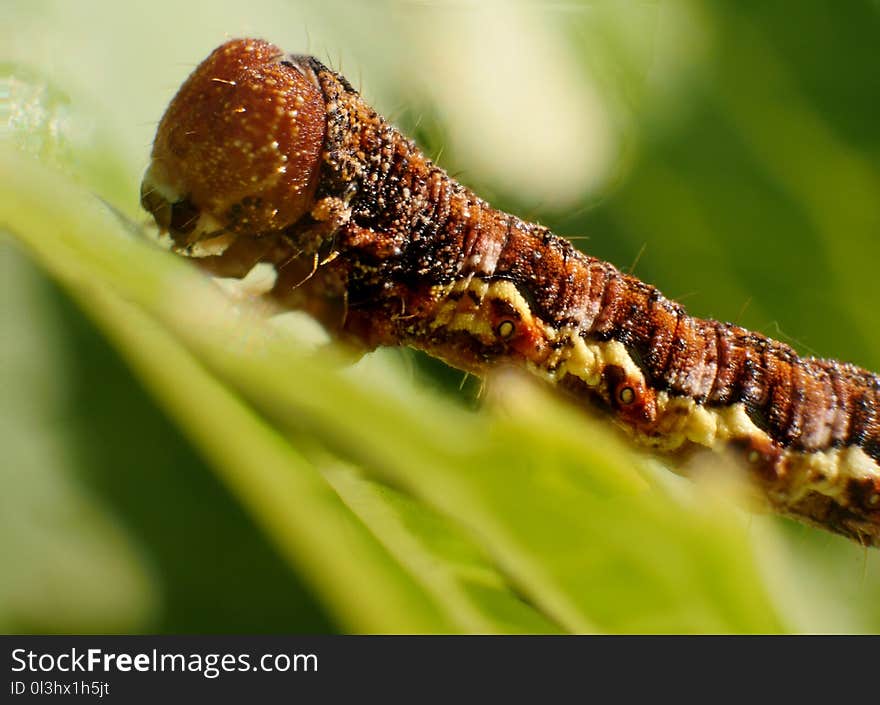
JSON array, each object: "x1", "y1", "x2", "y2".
[{"x1": 2, "y1": 0, "x2": 879, "y2": 633}]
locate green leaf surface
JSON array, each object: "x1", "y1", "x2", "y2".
[{"x1": 1, "y1": 146, "x2": 785, "y2": 633}]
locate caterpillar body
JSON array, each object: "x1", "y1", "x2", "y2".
[{"x1": 141, "y1": 39, "x2": 880, "y2": 546}]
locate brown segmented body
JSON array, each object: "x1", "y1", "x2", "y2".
[{"x1": 141, "y1": 39, "x2": 880, "y2": 546}]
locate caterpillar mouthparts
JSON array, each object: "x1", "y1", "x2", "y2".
[{"x1": 142, "y1": 38, "x2": 880, "y2": 547}]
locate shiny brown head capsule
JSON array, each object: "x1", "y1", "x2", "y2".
[{"x1": 141, "y1": 38, "x2": 326, "y2": 249}]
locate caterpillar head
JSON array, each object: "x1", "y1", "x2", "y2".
[{"x1": 141, "y1": 38, "x2": 326, "y2": 252}]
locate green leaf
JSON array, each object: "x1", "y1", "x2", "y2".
[{"x1": 1, "y1": 144, "x2": 785, "y2": 633}]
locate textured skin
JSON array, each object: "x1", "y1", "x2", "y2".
[{"x1": 142, "y1": 39, "x2": 880, "y2": 546}]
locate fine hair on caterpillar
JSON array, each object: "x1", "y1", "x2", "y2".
[{"x1": 141, "y1": 38, "x2": 880, "y2": 547}]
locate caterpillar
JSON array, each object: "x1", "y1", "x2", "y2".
[{"x1": 141, "y1": 38, "x2": 880, "y2": 547}]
